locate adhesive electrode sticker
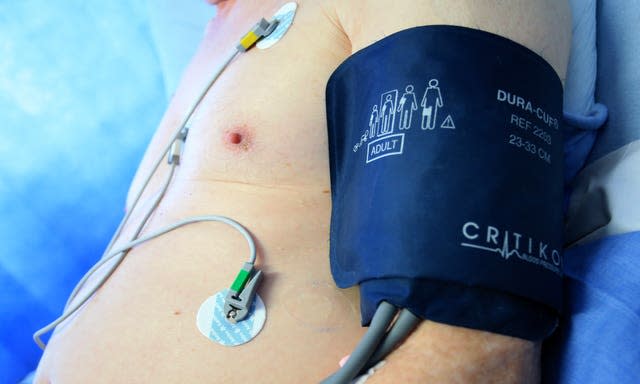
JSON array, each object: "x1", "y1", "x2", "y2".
[
  {"x1": 257, "y1": 2, "x2": 297, "y2": 49},
  {"x1": 196, "y1": 289, "x2": 266, "y2": 346}
]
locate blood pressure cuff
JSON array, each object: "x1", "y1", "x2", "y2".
[{"x1": 326, "y1": 25, "x2": 564, "y2": 340}]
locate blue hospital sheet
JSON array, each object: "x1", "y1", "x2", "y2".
[{"x1": 542, "y1": 0, "x2": 640, "y2": 382}]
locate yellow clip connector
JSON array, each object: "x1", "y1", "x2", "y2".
[
  {"x1": 237, "y1": 18, "x2": 279, "y2": 52},
  {"x1": 238, "y1": 30, "x2": 260, "y2": 51}
]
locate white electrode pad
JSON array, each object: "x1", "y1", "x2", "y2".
[
  {"x1": 196, "y1": 289, "x2": 266, "y2": 346},
  {"x1": 257, "y1": 2, "x2": 298, "y2": 49}
]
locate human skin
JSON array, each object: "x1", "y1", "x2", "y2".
[{"x1": 34, "y1": 1, "x2": 570, "y2": 382}]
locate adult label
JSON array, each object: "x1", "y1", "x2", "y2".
[{"x1": 352, "y1": 80, "x2": 456, "y2": 164}]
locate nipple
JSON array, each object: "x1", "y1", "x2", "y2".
[
  {"x1": 226, "y1": 132, "x2": 243, "y2": 145},
  {"x1": 223, "y1": 126, "x2": 253, "y2": 152}
]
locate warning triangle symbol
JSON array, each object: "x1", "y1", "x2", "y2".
[{"x1": 440, "y1": 115, "x2": 455, "y2": 129}]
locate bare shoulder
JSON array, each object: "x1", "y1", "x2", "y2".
[{"x1": 333, "y1": 0, "x2": 571, "y2": 81}]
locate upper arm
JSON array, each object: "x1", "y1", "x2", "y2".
[
  {"x1": 326, "y1": 2, "x2": 571, "y2": 381},
  {"x1": 334, "y1": 0, "x2": 571, "y2": 82}
]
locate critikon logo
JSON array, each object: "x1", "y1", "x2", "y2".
[{"x1": 460, "y1": 221, "x2": 561, "y2": 275}]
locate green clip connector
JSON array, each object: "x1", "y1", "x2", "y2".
[
  {"x1": 230, "y1": 262, "x2": 253, "y2": 294},
  {"x1": 224, "y1": 262, "x2": 263, "y2": 323}
]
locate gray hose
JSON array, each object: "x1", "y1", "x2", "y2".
[
  {"x1": 320, "y1": 302, "x2": 397, "y2": 384},
  {"x1": 361, "y1": 308, "x2": 421, "y2": 373}
]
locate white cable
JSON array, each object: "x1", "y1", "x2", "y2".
[
  {"x1": 37, "y1": 163, "x2": 178, "y2": 349},
  {"x1": 35, "y1": 48, "x2": 243, "y2": 349},
  {"x1": 64, "y1": 163, "x2": 177, "y2": 310},
  {"x1": 35, "y1": 19, "x2": 277, "y2": 349},
  {"x1": 34, "y1": 214, "x2": 255, "y2": 349},
  {"x1": 62, "y1": 47, "x2": 240, "y2": 310},
  {"x1": 104, "y1": 48, "x2": 239, "y2": 255},
  {"x1": 106, "y1": 215, "x2": 257, "y2": 264}
]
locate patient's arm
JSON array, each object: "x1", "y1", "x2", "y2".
[
  {"x1": 368, "y1": 321, "x2": 542, "y2": 383},
  {"x1": 333, "y1": 0, "x2": 570, "y2": 382}
]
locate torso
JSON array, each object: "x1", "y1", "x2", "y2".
[{"x1": 35, "y1": 1, "x2": 569, "y2": 382}]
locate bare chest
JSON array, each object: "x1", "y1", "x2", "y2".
[{"x1": 153, "y1": 1, "x2": 350, "y2": 189}]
